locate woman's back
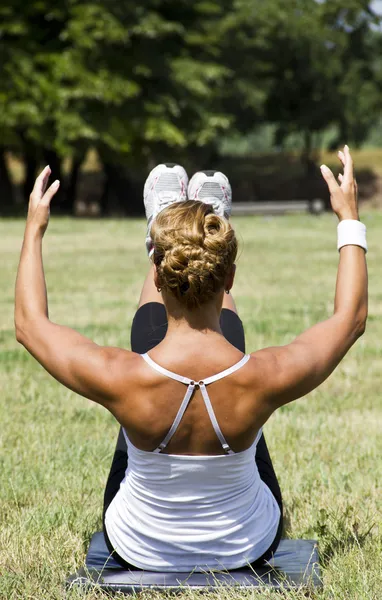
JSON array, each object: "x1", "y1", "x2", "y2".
[{"x1": 111, "y1": 338, "x2": 267, "y2": 456}]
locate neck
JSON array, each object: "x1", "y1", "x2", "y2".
[{"x1": 164, "y1": 295, "x2": 223, "y2": 337}]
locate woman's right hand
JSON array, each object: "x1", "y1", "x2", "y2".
[{"x1": 320, "y1": 145, "x2": 359, "y2": 221}]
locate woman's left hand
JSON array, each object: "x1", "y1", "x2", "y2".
[{"x1": 27, "y1": 166, "x2": 60, "y2": 236}]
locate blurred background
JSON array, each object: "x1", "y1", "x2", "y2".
[{"x1": 1, "y1": 0, "x2": 382, "y2": 216}]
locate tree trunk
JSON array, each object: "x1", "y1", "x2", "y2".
[
  {"x1": 17, "y1": 132, "x2": 40, "y2": 204},
  {"x1": 119, "y1": 173, "x2": 142, "y2": 216},
  {"x1": 0, "y1": 148, "x2": 15, "y2": 214},
  {"x1": 100, "y1": 162, "x2": 142, "y2": 216},
  {"x1": 301, "y1": 130, "x2": 315, "y2": 178},
  {"x1": 61, "y1": 155, "x2": 84, "y2": 215},
  {"x1": 100, "y1": 162, "x2": 113, "y2": 216},
  {"x1": 23, "y1": 154, "x2": 38, "y2": 205}
]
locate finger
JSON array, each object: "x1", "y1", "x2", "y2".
[
  {"x1": 338, "y1": 173, "x2": 343, "y2": 183},
  {"x1": 320, "y1": 165, "x2": 340, "y2": 194},
  {"x1": 343, "y1": 144, "x2": 353, "y2": 182},
  {"x1": 31, "y1": 165, "x2": 51, "y2": 199},
  {"x1": 338, "y1": 150, "x2": 345, "y2": 167},
  {"x1": 40, "y1": 180, "x2": 60, "y2": 206}
]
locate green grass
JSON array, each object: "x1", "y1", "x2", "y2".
[{"x1": 0, "y1": 214, "x2": 381, "y2": 599}]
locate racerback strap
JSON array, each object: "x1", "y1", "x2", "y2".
[{"x1": 141, "y1": 353, "x2": 250, "y2": 454}]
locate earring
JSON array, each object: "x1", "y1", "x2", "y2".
[
  {"x1": 225, "y1": 290, "x2": 230, "y2": 294},
  {"x1": 157, "y1": 287, "x2": 162, "y2": 293}
]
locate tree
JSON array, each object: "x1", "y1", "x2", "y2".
[
  {"x1": 214, "y1": 0, "x2": 382, "y2": 159},
  {"x1": 0, "y1": 0, "x2": 381, "y2": 215},
  {"x1": 0, "y1": 1, "x2": 235, "y2": 213}
]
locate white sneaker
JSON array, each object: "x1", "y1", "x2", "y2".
[
  {"x1": 144, "y1": 163, "x2": 188, "y2": 255},
  {"x1": 187, "y1": 170, "x2": 232, "y2": 218}
]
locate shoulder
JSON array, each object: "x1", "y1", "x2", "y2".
[
  {"x1": 245, "y1": 347, "x2": 290, "y2": 407},
  {"x1": 246, "y1": 348, "x2": 280, "y2": 382},
  {"x1": 229, "y1": 350, "x2": 279, "y2": 401},
  {"x1": 99, "y1": 349, "x2": 157, "y2": 407},
  {"x1": 248, "y1": 347, "x2": 283, "y2": 374},
  {"x1": 106, "y1": 349, "x2": 163, "y2": 396},
  {"x1": 105, "y1": 348, "x2": 144, "y2": 381}
]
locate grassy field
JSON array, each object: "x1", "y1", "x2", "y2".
[{"x1": 0, "y1": 213, "x2": 381, "y2": 599}]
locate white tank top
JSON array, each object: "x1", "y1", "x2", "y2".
[{"x1": 105, "y1": 353, "x2": 280, "y2": 572}]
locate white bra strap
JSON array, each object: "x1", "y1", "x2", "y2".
[
  {"x1": 199, "y1": 383, "x2": 234, "y2": 455},
  {"x1": 122, "y1": 427, "x2": 130, "y2": 445},
  {"x1": 142, "y1": 352, "x2": 251, "y2": 455},
  {"x1": 141, "y1": 353, "x2": 191, "y2": 385},
  {"x1": 203, "y1": 354, "x2": 251, "y2": 385},
  {"x1": 153, "y1": 383, "x2": 196, "y2": 453},
  {"x1": 254, "y1": 427, "x2": 263, "y2": 447}
]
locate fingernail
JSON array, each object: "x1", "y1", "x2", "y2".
[
  {"x1": 345, "y1": 144, "x2": 349, "y2": 150},
  {"x1": 320, "y1": 164, "x2": 329, "y2": 172},
  {"x1": 52, "y1": 179, "x2": 60, "y2": 188}
]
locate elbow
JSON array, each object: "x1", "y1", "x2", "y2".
[
  {"x1": 15, "y1": 307, "x2": 31, "y2": 345},
  {"x1": 355, "y1": 319, "x2": 367, "y2": 339},
  {"x1": 15, "y1": 321, "x2": 27, "y2": 346},
  {"x1": 336, "y1": 304, "x2": 368, "y2": 341},
  {"x1": 336, "y1": 310, "x2": 367, "y2": 343},
  {"x1": 15, "y1": 314, "x2": 48, "y2": 347},
  {"x1": 354, "y1": 310, "x2": 367, "y2": 339}
]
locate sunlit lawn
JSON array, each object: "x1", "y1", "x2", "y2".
[{"x1": 0, "y1": 213, "x2": 381, "y2": 599}]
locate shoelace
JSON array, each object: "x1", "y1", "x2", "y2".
[
  {"x1": 200, "y1": 197, "x2": 225, "y2": 217},
  {"x1": 157, "y1": 192, "x2": 181, "y2": 211}
]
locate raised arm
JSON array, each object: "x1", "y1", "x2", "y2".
[
  {"x1": 14, "y1": 167, "x2": 130, "y2": 407},
  {"x1": 255, "y1": 146, "x2": 368, "y2": 409}
]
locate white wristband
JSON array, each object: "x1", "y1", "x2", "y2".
[{"x1": 337, "y1": 220, "x2": 367, "y2": 253}]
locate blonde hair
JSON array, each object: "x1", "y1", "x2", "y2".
[{"x1": 152, "y1": 201, "x2": 238, "y2": 310}]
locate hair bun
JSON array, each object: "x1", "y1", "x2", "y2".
[{"x1": 152, "y1": 201, "x2": 237, "y2": 309}]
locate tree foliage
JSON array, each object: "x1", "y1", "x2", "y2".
[{"x1": 0, "y1": 0, "x2": 381, "y2": 213}]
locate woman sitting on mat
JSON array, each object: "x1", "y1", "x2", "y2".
[{"x1": 15, "y1": 147, "x2": 367, "y2": 572}]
